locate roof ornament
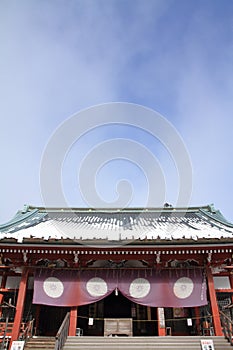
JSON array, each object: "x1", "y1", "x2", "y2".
[
  {"x1": 156, "y1": 251, "x2": 161, "y2": 264},
  {"x1": 207, "y1": 252, "x2": 212, "y2": 265},
  {"x1": 164, "y1": 203, "x2": 173, "y2": 208},
  {"x1": 22, "y1": 204, "x2": 29, "y2": 213},
  {"x1": 209, "y1": 204, "x2": 216, "y2": 213},
  {"x1": 73, "y1": 252, "x2": 79, "y2": 265},
  {"x1": 23, "y1": 252, "x2": 27, "y2": 263}
]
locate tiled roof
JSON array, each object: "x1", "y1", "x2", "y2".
[{"x1": 0, "y1": 204, "x2": 233, "y2": 244}]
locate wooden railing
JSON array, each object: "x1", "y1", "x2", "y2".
[
  {"x1": 20, "y1": 319, "x2": 34, "y2": 341},
  {"x1": 0, "y1": 322, "x2": 11, "y2": 350},
  {"x1": 54, "y1": 312, "x2": 70, "y2": 350},
  {"x1": 220, "y1": 310, "x2": 233, "y2": 346},
  {"x1": 0, "y1": 320, "x2": 33, "y2": 349}
]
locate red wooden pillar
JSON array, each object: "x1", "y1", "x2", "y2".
[
  {"x1": 194, "y1": 307, "x2": 200, "y2": 335},
  {"x1": 157, "y1": 307, "x2": 166, "y2": 336},
  {"x1": 10, "y1": 268, "x2": 29, "y2": 346},
  {"x1": 228, "y1": 273, "x2": 233, "y2": 309},
  {"x1": 229, "y1": 272, "x2": 233, "y2": 294},
  {"x1": 0, "y1": 272, "x2": 7, "y2": 319},
  {"x1": 206, "y1": 267, "x2": 223, "y2": 336},
  {"x1": 69, "y1": 306, "x2": 77, "y2": 336}
]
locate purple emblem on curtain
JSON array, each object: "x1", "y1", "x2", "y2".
[
  {"x1": 33, "y1": 268, "x2": 207, "y2": 307},
  {"x1": 33, "y1": 269, "x2": 116, "y2": 307},
  {"x1": 33, "y1": 269, "x2": 80, "y2": 306},
  {"x1": 118, "y1": 269, "x2": 207, "y2": 307},
  {"x1": 77, "y1": 269, "x2": 116, "y2": 305}
]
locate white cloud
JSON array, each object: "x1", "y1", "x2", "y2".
[{"x1": 0, "y1": 0, "x2": 233, "y2": 223}]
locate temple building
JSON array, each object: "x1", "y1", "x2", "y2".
[{"x1": 0, "y1": 204, "x2": 233, "y2": 347}]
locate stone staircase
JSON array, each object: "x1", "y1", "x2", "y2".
[
  {"x1": 23, "y1": 336, "x2": 55, "y2": 350},
  {"x1": 63, "y1": 336, "x2": 233, "y2": 350}
]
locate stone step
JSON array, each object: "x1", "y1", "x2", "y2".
[
  {"x1": 63, "y1": 345, "x2": 231, "y2": 349},
  {"x1": 63, "y1": 343, "x2": 232, "y2": 350},
  {"x1": 63, "y1": 347, "x2": 232, "y2": 350},
  {"x1": 65, "y1": 337, "x2": 227, "y2": 343},
  {"x1": 63, "y1": 336, "x2": 232, "y2": 350},
  {"x1": 24, "y1": 336, "x2": 55, "y2": 350},
  {"x1": 65, "y1": 335, "x2": 226, "y2": 341}
]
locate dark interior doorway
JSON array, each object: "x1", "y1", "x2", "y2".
[
  {"x1": 164, "y1": 307, "x2": 196, "y2": 336},
  {"x1": 104, "y1": 292, "x2": 131, "y2": 318},
  {"x1": 38, "y1": 305, "x2": 69, "y2": 336}
]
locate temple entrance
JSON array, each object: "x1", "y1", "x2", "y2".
[
  {"x1": 38, "y1": 305, "x2": 69, "y2": 336},
  {"x1": 104, "y1": 292, "x2": 131, "y2": 318},
  {"x1": 77, "y1": 292, "x2": 157, "y2": 336}
]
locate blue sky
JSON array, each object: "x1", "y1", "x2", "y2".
[{"x1": 1, "y1": 0, "x2": 233, "y2": 223}]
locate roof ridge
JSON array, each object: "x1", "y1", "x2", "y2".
[{"x1": 27, "y1": 204, "x2": 211, "y2": 213}]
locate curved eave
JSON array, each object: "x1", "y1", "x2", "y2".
[
  {"x1": 199, "y1": 207, "x2": 233, "y2": 229},
  {"x1": 0, "y1": 208, "x2": 47, "y2": 233},
  {"x1": 0, "y1": 236, "x2": 233, "y2": 247},
  {"x1": 1, "y1": 203, "x2": 233, "y2": 242}
]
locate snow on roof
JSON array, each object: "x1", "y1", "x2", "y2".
[{"x1": 0, "y1": 204, "x2": 233, "y2": 244}]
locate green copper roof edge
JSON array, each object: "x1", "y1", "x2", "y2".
[
  {"x1": 0, "y1": 208, "x2": 41, "y2": 230},
  {"x1": 2, "y1": 203, "x2": 229, "y2": 231},
  {"x1": 199, "y1": 207, "x2": 233, "y2": 228},
  {"x1": 27, "y1": 204, "x2": 211, "y2": 214}
]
